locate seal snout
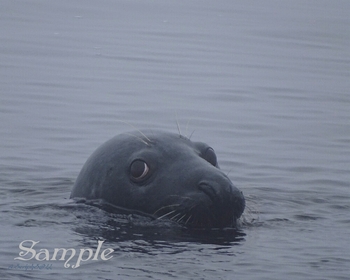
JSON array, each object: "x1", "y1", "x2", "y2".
[{"x1": 196, "y1": 174, "x2": 245, "y2": 228}]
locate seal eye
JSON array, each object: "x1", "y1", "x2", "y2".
[
  {"x1": 204, "y1": 147, "x2": 217, "y2": 166},
  {"x1": 130, "y1": 160, "x2": 149, "y2": 181}
]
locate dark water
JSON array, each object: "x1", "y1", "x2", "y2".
[{"x1": 1, "y1": 0, "x2": 349, "y2": 279}]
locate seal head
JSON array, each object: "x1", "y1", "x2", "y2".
[{"x1": 71, "y1": 130, "x2": 245, "y2": 228}]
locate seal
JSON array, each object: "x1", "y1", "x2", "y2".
[{"x1": 70, "y1": 130, "x2": 245, "y2": 228}]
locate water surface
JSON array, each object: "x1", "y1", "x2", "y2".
[{"x1": 1, "y1": 0, "x2": 349, "y2": 279}]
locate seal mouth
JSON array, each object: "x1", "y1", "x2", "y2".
[
  {"x1": 154, "y1": 183, "x2": 245, "y2": 229},
  {"x1": 155, "y1": 203, "x2": 237, "y2": 229}
]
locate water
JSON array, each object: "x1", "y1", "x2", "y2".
[{"x1": 1, "y1": 0, "x2": 349, "y2": 279}]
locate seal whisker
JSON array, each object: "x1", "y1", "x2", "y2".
[
  {"x1": 153, "y1": 204, "x2": 181, "y2": 215},
  {"x1": 185, "y1": 119, "x2": 191, "y2": 138},
  {"x1": 188, "y1": 204, "x2": 198, "y2": 212},
  {"x1": 175, "y1": 115, "x2": 182, "y2": 137},
  {"x1": 118, "y1": 121, "x2": 152, "y2": 144},
  {"x1": 133, "y1": 129, "x2": 152, "y2": 144},
  {"x1": 167, "y1": 195, "x2": 194, "y2": 201},
  {"x1": 156, "y1": 210, "x2": 177, "y2": 220},
  {"x1": 189, "y1": 130, "x2": 195, "y2": 140},
  {"x1": 170, "y1": 212, "x2": 183, "y2": 221},
  {"x1": 124, "y1": 132, "x2": 150, "y2": 146},
  {"x1": 177, "y1": 213, "x2": 187, "y2": 223},
  {"x1": 185, "y1": 215, "x2": 192, "y2": 225}
]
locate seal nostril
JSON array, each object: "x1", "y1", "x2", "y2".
[{"x1": 198, "y1": 183, "x2": 217, "y2": 202}]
